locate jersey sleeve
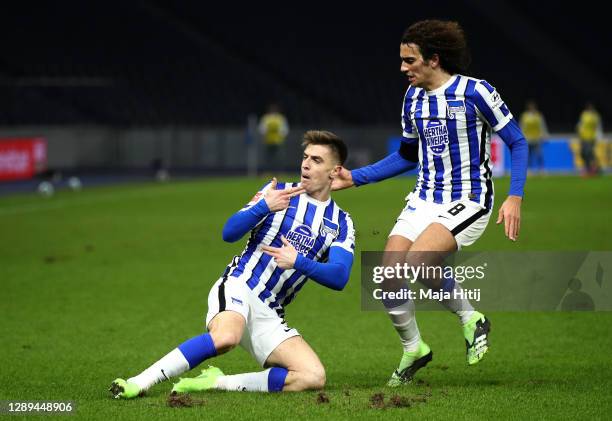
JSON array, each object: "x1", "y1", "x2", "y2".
[
  {"x1": 241, "y1": 181, "x2": 274, "y2": 211},
  {"x1": 401, "y1": 87, "x2": 418, "y2": 140},
  {"x1": 222, "y1": 183, "x2": 275, "y2": 242},
  {"x1": 473, "y1": 80, "x2": 514, "y2": 132},
  {"x1": 294, "y1": 246, "x2": 353, "y2": 291},
  {"x1": 331, "y1": 211, "x2": 356, "y2": 254},
  {"x1": 496, "y1": 119, "x2": 528, "y2": 197}
]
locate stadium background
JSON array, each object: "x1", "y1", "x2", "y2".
[
  {"x1": 1, "y1": 1, "x2": 611, "y2": 419},
  {"x1": 0, "y1": 0, "x2": 610, "y2": 179}
]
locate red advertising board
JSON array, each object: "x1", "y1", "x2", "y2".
[{"x1": 0, "y1": 138, "x2": 47, "y2": 181}]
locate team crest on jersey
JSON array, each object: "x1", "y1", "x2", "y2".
[
  {"x1": 423, "y1": 119, "x2": 449, "y2": 155},
  {"x1": 446, "y1": 100, "x2": 466, "y2": 119},
  {"x1": 320, "y1": 218, "x2": 339, "y2": 238},
  {"x1": 286, "y1": 225, "x2": 315, "y2": 255}
]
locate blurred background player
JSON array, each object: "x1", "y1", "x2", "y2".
[
  {"x1": 576, "y1": 102, "x2": 603, "y2": 176},
  {"x1": 259, "y1": 103, "x2": 290, "y2": 171},
  {"x1": 110, "y1": 130, "x2": 355, "y2": 398},
  {"x1": 332, "y1": 20, "x2": 528, "y2": 386},
  {"x1": 520, "y1": 100, "x2": 548, "y2": 174}
]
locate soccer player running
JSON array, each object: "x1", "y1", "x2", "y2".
[
  {"x1": 332, "y1": 20, "x2": 528, "y2": 386},
  {"x1": 111, "y1": 131, "x2": 355, "y2": 398}
]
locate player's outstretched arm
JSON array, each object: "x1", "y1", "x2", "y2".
[
  {"x1": 332, "y1": 142, "x2": 418, "y2": 191},
  {"x1": 262, "y1": 237, "x2": 353, "y2": 291},
  {"x1": 222, "y1": 178, "x2": 305, "y2": 242},
  {"x1": 222, "y1": 199, "x2": 270, "y2": 242}
]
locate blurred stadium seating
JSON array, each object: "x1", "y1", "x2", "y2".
[
  {"x1": 1, "y1": 1, "x2": 609, "y2": 130},
  {"x1": 0, "y1": 1, "x2": 609, "y2": 185}
]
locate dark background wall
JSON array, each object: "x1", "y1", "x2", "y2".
[{"x1": 1, "y1": 0, "x2": 609, "y2": 131}]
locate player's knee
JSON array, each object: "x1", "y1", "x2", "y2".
[
  {"x1": 209, "y1": 330, "x2": 241, "y2": 353},
  {"x1": 310, "y1": 367, "x2": 326, "y2": 390},
  {"x1": 296, "y1": 366, "x2": 326, "y2": 391}
]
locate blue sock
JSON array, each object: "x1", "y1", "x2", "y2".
[
  {"x1": 267, "y1": 367, "x2": 288, "y2": 392},
  {"x1": 381, "y1": 282, "x2": 411, "y2": 310},
  {"x1": 442, "y1": 276, "x2": 455, "y2": 294},
  {"x1": 177, "y1": 333, "x2": 217, "y2": 369}
]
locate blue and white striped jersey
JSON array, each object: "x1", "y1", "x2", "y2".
[
  {"x1": 225, "y1": 181, "x2": 355, "y2": 313},
  {"x1": 402, "y1": 74, "x2": 513, "y2": 210}
]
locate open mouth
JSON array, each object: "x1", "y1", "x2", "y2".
[{"x1": 301, "y1": 174, "x2": 311, "y2": 180}]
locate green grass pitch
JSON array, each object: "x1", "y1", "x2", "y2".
[{"x1": 1, "y1": 175, "x2": 611, "y2": 419}]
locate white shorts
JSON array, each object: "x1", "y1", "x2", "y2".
[
  {"x1": 206, "y1": 276, "x2": 300, "y2": 367},
  {"x1": 389, "y1": 193, "x2": 492, "y2": 249}
]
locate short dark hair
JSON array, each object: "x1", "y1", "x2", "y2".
[
  {"x1": 401, "y1": 20, "x2": 471, "y2": 75},
  {"x1": 301, "y1": 130, "x2": 348, "y2": 165}
]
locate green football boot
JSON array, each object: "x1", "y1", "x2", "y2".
[
  {"x1": 387, "y1": 340, "x2": 433, "y2": 387},
  {"x1": 171, "y1": 366, "x2": 224, "y2": 393},
  {"x1": 109, "y1": 378, "x2": 142, "y2": 399},
  {"x1": 463, "y1": 312, "x2": 491, "y2": 365}
]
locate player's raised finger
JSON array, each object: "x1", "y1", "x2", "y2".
[
  {"x1": 290, "y1": 188, "x2": 306, "y2": 198},
  {"x1": 270, "y1": 177, "x2": 278, "y2": 190},
  {"x1": 287, "y1": 185, "x2": 305, "y2": 194},
  {"x1": 281, "y1": 236, "x2": 290, "y2": 247},
  {"x1": 284, "y1": 187, "x2": 305, "y2": 198},
  {"x1": 261, "y1": 245, "x2": 278, "y2": 254}
]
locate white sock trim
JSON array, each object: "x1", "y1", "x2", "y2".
[
  {"x1": 128, "y1": 348, "x2": 190, "y2": 391},
  {"x1": 215, "y1": 369, "x2": 271, "y2": 392}
]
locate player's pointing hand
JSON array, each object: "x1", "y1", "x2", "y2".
[
  {"x1": 264, "y1": 178, "x2": 305, "y2": 212},
  {"x1": 261, "y1": 236, "x2": 298, "y2": 269}
]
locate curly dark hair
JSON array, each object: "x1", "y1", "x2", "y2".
[{"x1": 401, "y1": 20, "x2": 471, "y2": 74}]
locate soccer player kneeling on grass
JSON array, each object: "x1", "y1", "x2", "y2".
[{"x1": 110, "y1": 131, "x2": 355, "y2": 398}]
